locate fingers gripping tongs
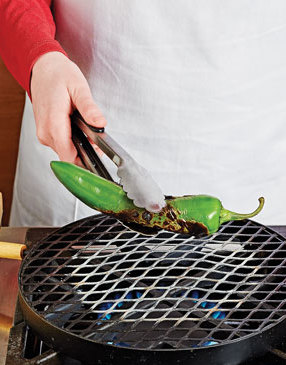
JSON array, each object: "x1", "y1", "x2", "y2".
[{"x1": 71, "y1": 110, "x2": 165, "y2": 213}]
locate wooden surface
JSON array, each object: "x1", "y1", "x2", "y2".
[
  {"x1": 0, "y1": 57, "x2": 25, "y2": 226},
  {"x1": 0, "y1": 227, "x2": 27, "y2": 365}
]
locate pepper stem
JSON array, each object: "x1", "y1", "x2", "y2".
[{"x1": 220, "y1": 197, "x2": 264, "y2": 224}]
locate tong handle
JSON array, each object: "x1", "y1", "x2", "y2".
[
  {"x1": 71, "y1": 110, "x2": 132, "y2": 167},
  {"x1": 71, "y1": 114, "x2": 113, "y2": 181},
  {"x1": 73, "y1": 110, "x2": 105, "y2": 133}
]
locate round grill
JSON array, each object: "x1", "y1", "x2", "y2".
[{"x1": 20, "y1": 215, "x2": 286, "y2": 351}]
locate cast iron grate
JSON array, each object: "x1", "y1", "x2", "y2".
[{"x1": 20, "y1": 215, "x2": 286, "y2": 350}]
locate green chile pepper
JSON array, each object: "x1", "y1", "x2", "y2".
[{"x1": 51, "y1": 161, "x2": 264, "y2": 236}]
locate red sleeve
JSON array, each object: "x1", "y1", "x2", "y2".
[{"x1": 0, "y1": 0, "x2": 67, "y2": 98}]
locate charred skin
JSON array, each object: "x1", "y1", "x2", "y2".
[
  {"x1": 109, "y1": 204, "x2": 209, "y2": 236},
  {"x1": 50, "y1": 161, "x2": 264, "y2": 237},
  {"x1": 108, "y1": 194, "x2": 224, "y2": 235}
]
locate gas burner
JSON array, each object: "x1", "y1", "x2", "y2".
[
  {"x1": 6, "y1": 300, "x2": 83, "y2": 365},
  {"x1": 6, "y1": 218, "x2": 286, "y2": 365}
]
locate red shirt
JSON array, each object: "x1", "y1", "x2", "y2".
[{"x1": 0, "y1": 0, "x2": 67, "y2": 97}]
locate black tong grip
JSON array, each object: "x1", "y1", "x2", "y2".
[
  {"x1": 71, "y1": 111, "x2": 113, "y2": 181},
  {"x1": 72, "y1": 110, "x2": 105, "y2": 133}
]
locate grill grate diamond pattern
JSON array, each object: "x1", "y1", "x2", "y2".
[{"x1": 20, "y1": 215, "x2": 286, "y2": 350}]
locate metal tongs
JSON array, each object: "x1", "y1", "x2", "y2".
[{"x1": 71, "y1": 110, "x2": 166, "y2": 213}]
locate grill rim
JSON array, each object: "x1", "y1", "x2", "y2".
[
  {"x1": 18, "y1": 287, "x2": 286, "y2": 365},
  {"x1": 18, "y1": 214, "x2": 286, "y2": 363},
  {"x1": 18, "y1": 288, "x2": 286, "y2": 353}
]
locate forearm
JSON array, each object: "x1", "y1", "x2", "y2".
[{"x1": 0, "y1": 0, "x2": 67, "y2": 97}]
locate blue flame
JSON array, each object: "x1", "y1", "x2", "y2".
[
  {"x1": 211, "y1": 311, "x2": 226, "y2": 320},
  {"x1": 191, "y1": 290, "x2": 199, "y2": 300},
  {"x1": 192, "y1": 338, "x2": 219, "y2": 348},
  {"x1": 97, "y1": 290, "x2": 143, "y2": 320},
  {"x1": 125, "y1": 292, "x2": 133, "y2": 300},
  {"x1": 107, "y1": 335, "x2": 130, "y2": 347},
  {"x1": 202, "y1": 340, "x2": 219, "y2": 346},
  {"x1": 190, "y1": 290, "x2": 226, "y2": 320}
]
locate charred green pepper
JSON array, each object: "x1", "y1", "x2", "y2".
[{"x1": 51, "y1": 161, "x2": 264, "y2": 236}]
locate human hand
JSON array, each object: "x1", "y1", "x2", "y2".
[{"x1": 30, "y1": 51, "x2": 106, "y2": 164}]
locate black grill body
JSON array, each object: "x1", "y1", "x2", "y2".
[{"x1": 19, "y1": 215, "x2": 286, "y2": 365}]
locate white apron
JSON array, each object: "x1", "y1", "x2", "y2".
[{"x1": 10, "y1": 0, "x2": 286, "y2": 226}]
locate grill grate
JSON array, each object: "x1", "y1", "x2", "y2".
[{"x1": 20, "y1": 215, "x2": 286, "y2": 350}]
